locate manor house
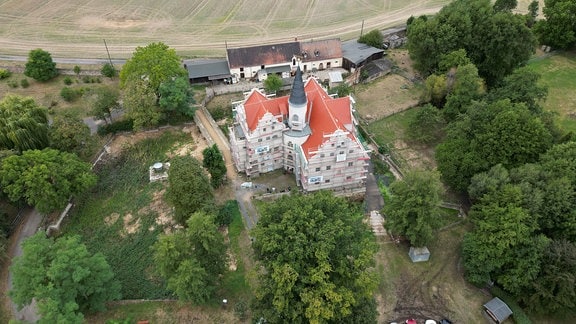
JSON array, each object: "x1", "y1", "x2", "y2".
[{"x1": 229, "y1": 67, "x2": 370, "y2": 193}]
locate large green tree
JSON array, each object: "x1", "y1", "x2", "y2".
[
  {"x1": 49, "y1": 112, "x2": 93, "y2": 160},
  {"x1": 10, "y1": 233, "x2": 121, "y2": 323},
  {"x1": 252, "y1": 191, "x2": 378, "y2": 323},
  {"x1": 24, "y1": 49, "x2": 58, "y2": 82},
  {"x1": 462, "y1": 185, "x2": 547, "y2": 294},
  {"x1": 0, "y1": 95, "x2": 49, "y2": 152},
  {"x1": 436, "y1": 99, "x2": 552, "y2": 192},
  {"x1": 0, "y1": 148, "x2": 97, "y2": 214},
  {"x1": 166, "y1": 155, "x2": 215, "y2": 225},
  {"x1": 202, "y1": 144, "x2": 227, "y2": 188},
  {"x1": 534, "y1": 0, "x2": 576, "y2": 49},
  {"x1": 120, "y1": 42, "x2": 187, "y2": 99},
  {"x1": 406, "y1": 104, "x2": 446, "y2": 144},
  {"x1": 384, "y1": 170, "x2": 443, "y2": 247},
  {"x1": 407, "y1": 0, "x2": 536, "y2": 86},
  {"x1": 152, "y1": 211, "x2": 227, "y2": 303}
]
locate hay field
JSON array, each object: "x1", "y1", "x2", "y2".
[{"x1": 0, "y1": 0, "x2": 453, "y2": 59}]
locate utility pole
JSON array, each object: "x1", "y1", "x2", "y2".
[
  {"x1": 360, "y1": 19, "x2": 365, "y2": 37},
  {"x1": 103, "y1": 39, "x2": 114, "y2": 67}
]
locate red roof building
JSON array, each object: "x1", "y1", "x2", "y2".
[{"x1": 229, "y1": 67, "x2": 369, "y2": 193}]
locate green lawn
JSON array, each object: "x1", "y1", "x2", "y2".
[{"x1": 529, "y1": 52, "x2": 576, "y2": 133}]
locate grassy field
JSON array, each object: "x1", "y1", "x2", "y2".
[
  {"x1": 0, "y1": 0, "x2": 452, "y2": 58},
  {"x1": 0, "y1": 72, "x2": 118, "y2": 118},
  {"x1": 529, "y1": 51, "x2": 576, "y2": 134}
]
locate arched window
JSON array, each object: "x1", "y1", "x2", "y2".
[
  {"x1": 292, "y1": 115, "x2": 299, "y2": 122},
  {"x1": 287, "y1": 141, "x2": 293, "y2": 148}
]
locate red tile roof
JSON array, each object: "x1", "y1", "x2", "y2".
[
  {"x1": 301, "y1": 78, "x2": 353, "y2": 159},
  {"x1": 244, "y1": 90, "x2": 288, "y2": 131},
  {"x1": 242, "y1": 78, "x2": 354, "y2": 159},
  {"x1": 299, "y1": 39, "x2": 343, "y2": 63}
]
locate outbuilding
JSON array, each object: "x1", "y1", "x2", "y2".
[{"x1": 483, "y1": 297, "x2": 513, "y2": 323}]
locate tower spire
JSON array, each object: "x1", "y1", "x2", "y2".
[{"x1": 289, "y1": 66, "x2": 306, "y2": 106}]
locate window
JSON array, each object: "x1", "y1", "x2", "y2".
[
  {"x1": 326, "y1": 166, "x2": 331, "y2": 170},
  {"x1": 339, "y1": 151, "x2": 345, "y2": 155},
  {"x1": 272, "y1": 126, "x2": 275, "y2": 130},
  {"x1": 315, "y1": 167, "x2": 321, "y2": 172},
  {"x1": 288, "y1": 141, "x2": 293, "y2": 148},
  {"x1": 349, "y1": 149, "x2": 354, "y2": 153},
  {"x1": 320, "y1": 153, "x2": 325, "y2": 158},
  {"x1": 348, "y1": 162, "x2": 354, "y2": 167},
  {"x1": 292, "y1": 115, "x2": 299, "y2": 122},
  {"x1": 261, "y1": 65, "x2": 265, "y2": 69},
  {"x1": 240, "y1": 67, "x2": 244, "y2": 72},
  {"x1": 346, "y1": 176, "x2": 352, "y2": 180},
  {"x1": 261, "y1": 163, "x2": 265, "y2": 166},
  {"x1": 274, "y1": 147, "x2": 279, "y2": 152},
  {"x1": 263, "y1": 127, "x2": 266, "y2": 132},
  {"x1": 288, "y1": 155, "x2": 293, "y2": 160},
  {"x1": 272, "y1": 134, "x2": 278, "y2": 139},
  {"x1": 258, "y1": 138, "x2": 262, "y2": 142},
  {"x1": 325, "y1": 179, "x2": 330, "y2": 183},
  {"x1": 330, "y1": 152, "x2": 335, "y2": 157},
  {"x1": 266, "y1": 136, "x2": 270, "y2": 140}
]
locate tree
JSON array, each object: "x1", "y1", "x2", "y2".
[
  {"x1": 122, "y1": 79, "x2": 161, "y2": 131},
  {"x1": 101, "y1": 63, "x2": 117, "y2": 78},
  {"x1": 406, "y1": 104, "x2": 446, "y2": 144},
  {"x1": 152, "y1": 212, "x2": 227, "y2": 303},
  {"x1": 252, "y1": 191, "x2": 378, "y2": 323},
  {"x1": 526, "y1": 0, "x2": 539, "y2": 27},
  {"x1": 384, "y1": 171, "x2": 443, "y2": 247},
  {"x1": 263, "y1": 73, "x2": 283, "y2": 93},
  {"x1": 422, "y1": 74, "x2": 448, "y2": 107},
  {"x1": 358, "y1": 29, "x2": 384, "y2": 49},
  {"x1": 166, "y1": 155, "x2": 215, "y2": 225},
  {"x1": 49, "y1": 112, "x2": 94, "y2": 160},
  {"x1": 202, "y1": 144, "x2": 227, "y2": 188},
  {"x1": 89, "y1": 86, "x2": 120, "y2": 124},
  {"x1": 442, "y1": 63, "x2": 485, "y2": 121},
  {"x1": 462, "y1": 185, "x2": 546, "y2": 293},
  {"x1": 10, "y1": 233, "x2": 121, "y2": 323},
  {"x1": 0, "y1": 95, "x2": 49, "y2": 152},
  {"x1": 24, "y1": 49, "x2": 58, "y2": 82},
  {"x1": 0, "y1": 148, "x2": 97, "y2": 214},
  {"x1": 438, "y1": 49, "x2": 472, "y2": 74},
  {"x1": 407, "y1": 0, "x2": 536, "y2": 86},
  {"x1": 487, "y1": 66, "x2": 547, "y2": 114},
  {"x1": 158, "y1": 76, "x2": 195, "y2": 117},
  {"x1": 534, "y1": 0, "x2": 576, "y2": 49},
  {"x1": 120, "y1": 42, "x2": 187, "y2": 99},
  {"x1": 493, "y1": 0, "x2": 517, "y2": 12},
  {"x1": 522, "y1": 239, "x2": 576, "y2": 315}
]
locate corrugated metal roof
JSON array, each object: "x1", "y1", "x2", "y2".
[
  {"x1": 184, "y1": 59, "x2": 230, "y2": 79},
  {"x1": 483, "y1": 297, "x2": 513, "y2": 323},
  {"x1": 341, "y1": 39, "x2": 385, "y2": 65}
]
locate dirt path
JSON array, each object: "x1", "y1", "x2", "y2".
[{"x1": 3, "y1": 207, "x2": 43, "y2": 322}]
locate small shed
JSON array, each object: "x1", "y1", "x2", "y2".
[
  {"x1": 328, "y1": 71, "x2": 343, "y2": 87},
  {"x1": 408, "y1": 246, "x2": 430, "y2": 262},
  {"x1": 483, "y1": 297, "x2": 513, "y2": 323}
]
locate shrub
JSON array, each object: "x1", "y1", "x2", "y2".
[
  {"x1": 101, "y1": 63, "x2": 117, "y2": 78},
  {"x1": 82, "y1": 76, "x2": 91, "y2": 83},
  {"x1": 60, "y1": 87, "x2": 83, "y2": 102},
  {"x1": 20, "y1": 79, "x2": 29, "y2": 88},
  {"x1": 63, "y1": 76, "x2": 73, "y2": 85},
  {"x1": 216, "y1": 200, "x2": 235, "y2": 227},
  {"x1": 97, "y1": 119, "x2": 134, "y2": 135},
  {"x1": 7, "y1": 80, "x2": 18, "y2": 88},
  {"x1": 0, "y1": 68, "x2": 11, "y2": 80}
]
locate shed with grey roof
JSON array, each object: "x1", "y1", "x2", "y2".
[
  {"x1": 483, "y1": 297, "x2": 513, "y2": 323},
  {"x1": 341, "y1": 39, "x2": 385, "y2": 71},
  {"x1": 184, "y1": 59, "x2": 231, "y2": 84}
]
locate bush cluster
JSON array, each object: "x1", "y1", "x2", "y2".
[
  {"x1": 97, "y1": 119, "x2": 134, "y2": 135},
  {"x1": 0, "y1": 68, "x2": 11, "y2": 80},
  {"x1": 60, "y1": 87, "x2": 84, "y2": 102}
]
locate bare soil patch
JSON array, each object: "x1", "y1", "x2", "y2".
[{"x1": 104, "y1": 212, "x2": 120, "y2": 226}]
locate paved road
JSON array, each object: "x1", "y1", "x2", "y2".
[{"x1": 6, "y1": 207, "x2": 42, "y2": 322}]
